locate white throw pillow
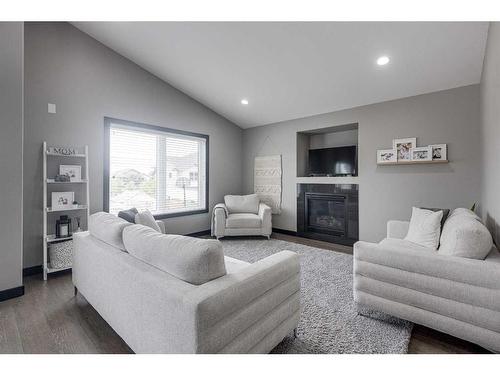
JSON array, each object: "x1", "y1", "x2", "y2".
[
  {"x1": 439, "y1": 209, "x2": 493, "y2": 260},
  {"x1": 224, "y1": 194, "x2": 260, "y2": 214},
  {"x1": 89, "y1": 212, "x2": 132, "y2": 251},
  {"x1": 404, "y1": 207, "x2": 443, "y2": 250},
  {"x1": 135, "y1": 210, "x2": 162, "y2": 232}
]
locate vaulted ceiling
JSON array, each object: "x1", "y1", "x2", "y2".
[{"x1": 73, "y1": 22, "x2": 489, "y2": 128}]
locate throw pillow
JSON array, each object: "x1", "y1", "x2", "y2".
[
  {"x1": 224, "y1": 194, "x2": 260, "y2": 214},
  {"x1": 404, "y1": 207, "x2": 443, "y2": 250},
  {"x1": 118, "y1": 207, "x2": 139, "y2": 223},
  {"x1": 135, "y1": 210, "x2": 162, "y2": 232},
  {"x1": 420, "y1": 207, "x2": 450, "y2": 230},
  {"x1": 439, "y1": 208, "x2": 493, "y2": 260}
]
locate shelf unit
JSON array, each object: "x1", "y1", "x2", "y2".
[{"x1": 43, "y1": 142, "x2": 90, "y2": 280}]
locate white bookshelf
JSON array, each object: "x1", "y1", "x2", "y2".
[{"x1": 43, "y1": 142, "x2": 90, "y2": 280}]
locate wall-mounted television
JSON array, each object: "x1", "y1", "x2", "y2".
[{"x1": 308, "y1": 145, "x2": 357, "y2": 177}]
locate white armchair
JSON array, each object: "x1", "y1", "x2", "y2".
[{"x1": 211, "y1": 194, "x2": 272, "y2": 239}]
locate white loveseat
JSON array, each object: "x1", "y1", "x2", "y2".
[
  {"x1": 73, "y1": 212, "x2": 300, "y2": 353},
  {"x1": 353, "y1": 208, "x2": 500, "y2": 352},
  {"x1": 211, "y1": 194, "x2": 272, "y2": 239}
]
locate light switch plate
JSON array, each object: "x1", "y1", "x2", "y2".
[{"x1": 48, "y1": 103, "x2": 56, "y2": 114}]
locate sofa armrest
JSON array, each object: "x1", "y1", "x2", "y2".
[
  {"x1": 258, "y1": 203, "x2": 272, "y2": 236},
  {"x1": 211, "y1": 203, "x2": 227, "y2": 238},
  {"x1": 354, "y1": 240, "x2": 500, "y2": 290},
  {"x1": 387, "y1": 220, "x2": 409, "y2": 239},
  {"x1": 156, "y1": 220, "x2": 166, "y2": 234},
  {"x1": 183, "y1": 250, "x2": 300, "y2": 352}
]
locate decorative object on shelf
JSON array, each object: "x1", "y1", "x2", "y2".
[
  {"x1": 254, "y1": 155, "x2": 282, "y2": 214},
  {"x1": 411, "y1": 146, "x2": 432, "y2": 161},
  {"x1": 430, "y1": 144, "x2": 447, "y2": 161},
  {"x1": 72, "y1": 200, "x2": 79, "y2": 208},
  {"x1": 49, "y1": 240, "x2": 73, "y2": 269},
  {"x1": 392, "y1": 137, "x2": 417, "y2": 161},
  {"x1": 51, "y1": 191, "x2": 74, "y2": 210},
  {"x1": 54, "y1": 174, "x2": 71, "y2": 182},
  {"x1": 74, "y1": 217, "x2": 82, "y2": 233},
  {"x1": 377, "y1": 149, "x2": 397, "y2": 164},
  {"x1": 56, "y1": 215, "x2": 72, "y2": 238},
  {"x1": 47, "y1": 146, "x2": 78, "y2": 156},
  {"x1": 59, "y1": 164, "x2": 81, "y2": 182}
]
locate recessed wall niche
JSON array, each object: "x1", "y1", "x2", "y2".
[{"x1": 296, "y1": 123, "x2": 359, "y2": 178}]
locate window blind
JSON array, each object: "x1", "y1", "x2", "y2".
[{"x1": 107, "y1": 121, "x2": 207, "y2": 217}]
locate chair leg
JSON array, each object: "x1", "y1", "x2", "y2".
[
  {"x1": 74, "y1": 286, "x2": 78, "y2": 296},
  {"x1": 293, "y1": 328, "x2": 298, "y2": 339}
]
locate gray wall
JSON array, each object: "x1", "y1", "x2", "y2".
[
  {"x1": 309, "y1": 129, "x2": 358, "y2": 149},
  {"x1": 0, "y1": 23, "x2": 24, "y2": 291},
  {"x1": 480, "y1": 22, "x2": 500, "y2": 245},
  {"x1": 243, "y1": 85, "x2": 481, "y2": 242},
  {"x1": 23, "y1": 22, "x2": 243, "y2": 268}
]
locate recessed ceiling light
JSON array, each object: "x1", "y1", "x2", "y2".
[
  {"x1": 376, "y1": 56, "x2": 390, "y2": 66},
  {"x1": 241, "y1": 99, "x2": 249, "y2": 105}
]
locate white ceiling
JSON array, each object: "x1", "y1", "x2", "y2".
[{"x1": 73, "y1": 22, "x2": 489, "y2": 129}]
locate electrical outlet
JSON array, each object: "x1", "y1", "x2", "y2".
[{"x1": 48, "y1": 103, "x2": 56, "y2": 114}]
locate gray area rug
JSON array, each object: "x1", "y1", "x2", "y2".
[{"x1": 221, "y1": 238, "x2": 413, "y2": 354}]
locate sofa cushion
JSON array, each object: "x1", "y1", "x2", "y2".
[
  {"x1": 89, "y1": 212, "x2": 132, "y2": 251},
  {"x1": 439, "y1": 209, "x2": 493, "y2": 260},
  {"x1": 224, "y1": 194, "x2": 260, "y2": 214},
  {"x1": 118, "y1": 207, "x2": 138, "y2": 223},
  {"x1": 122, "y1": 225, "x2": 226, "y2": 285},
  {"x1": 135, "y1": 209, "x2": 161, "y2": 232},
  {"x1": 379, "y1": 238, "x2": 436, "y2": 254},
  {"x1": 226, "y1": 213, "x2": 262, "y2": 228},
  {"x1": 404, "y1": 207, "x2": 443, "y2": 250}
]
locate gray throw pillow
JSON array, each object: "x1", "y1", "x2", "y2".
[
  {"x1": 135, "y1": 210, "x2": 162, "y2": 232},
  {"x1": 118, "y1": 207, "x2": 138, "y2": 223}
]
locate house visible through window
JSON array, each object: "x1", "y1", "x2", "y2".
[{"x1": 104, "y1": 118, "x2": 208, "y2": 218}]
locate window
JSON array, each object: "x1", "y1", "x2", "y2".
[{"x1": 104, "y1": 118, "x2": 208, "y2": 218}]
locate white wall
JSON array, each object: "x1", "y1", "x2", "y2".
[
  {"x1": 243, "y1": 85, "x2": 481, "y2": 242},
  {"x1": 23, "y1": 22, "x2": 243, "y2": 268},
  {"x1": 480, "y1": 22, "x2": 500, "y2": 245},
  {"x1": 0, "y1": 22, "x2": 24, "y2": 291}
]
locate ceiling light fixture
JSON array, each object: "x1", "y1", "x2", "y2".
[
  {"x1": 241, "y1": 99, "x2": 249, "y2": 105},
  {"x1": 376, "y1": 56, "x2": 390, "y2": 66}
]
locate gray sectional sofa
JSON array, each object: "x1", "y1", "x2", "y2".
[
  {"x1": 73, "y1": 212, "x2": 300, "y2": 353},
  {"x1": 354, "y1": 208, "x2": 500, "y2": 352}
]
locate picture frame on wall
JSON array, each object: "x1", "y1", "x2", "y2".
[
  {"x1": 51, "y1": 191, "x2": 75, "y2": 211},
  {"x1": 429, "y1": 144, "x2": 447, "y2": 161},
  {"x1": 60, "y1": 165, "x2": 81, "y2": 182},
  {"x1": 377, "y1": 149, "x2": 397, "y2": 164},
  {"x1": 392, "y1": 137, "x2": 417, "y2": 161},
  {"x1": 411, "y1": 146, "x2": 432, "y2": 161}
]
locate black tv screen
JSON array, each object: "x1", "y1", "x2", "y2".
[{"x1": 308, "y1": 146, "x2": 357, "y2": 176}]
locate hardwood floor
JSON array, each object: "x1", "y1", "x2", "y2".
[{"x1": 0, "y1": 233, "x2": 490, "y2": 354}]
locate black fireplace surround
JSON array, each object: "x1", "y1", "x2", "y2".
[{"x1": 297, "y1": 183, "x2": 358, "y2": 246}]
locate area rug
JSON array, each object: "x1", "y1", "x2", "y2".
[{"x1": 221, "y1": 238, "x2": 413, "y2": 354}]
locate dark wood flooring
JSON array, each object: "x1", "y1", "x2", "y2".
[{"x1": 0, "y1": 233, "x2": 490, "y2": 354}]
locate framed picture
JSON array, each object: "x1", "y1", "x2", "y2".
[
  {"x1": 429, "y1": 144, "x2": 447, "y2": 161},
  {"x1": 51, "y1": 191, "x2": 74, "y2": 210},
  {"x1": 60, "y1": 165, "x2": 81, "y2": 182},
  {"x1": 377, "y1": 149, "x2": 397, "y2": 164},
  {"x1": 411, "y1": 146, "x2": 432, "y2": 161},
  {"x1": 392, "y1": 137, "x2": 417, "y2": 161}
]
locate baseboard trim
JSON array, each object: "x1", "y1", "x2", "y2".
[
  {"x1": 272, "y1": 228, "x2": 297, "y2": 236},
  {"x1": 186, "y1": 229, "x2": 211, "y2": 237},
  {"x1": 0, "y1": 285, "x2": 24, "y2": 302},
  {"x1": 23, "y1": 265, "x2": 43, "y2": 276}
]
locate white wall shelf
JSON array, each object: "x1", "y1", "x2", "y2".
[
  {"x1": 377, "y1": 160, "x2": 449, "y2": 166},
  {"x1": 43, "y1": 142, "x2": 90, "y2": 280}
]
